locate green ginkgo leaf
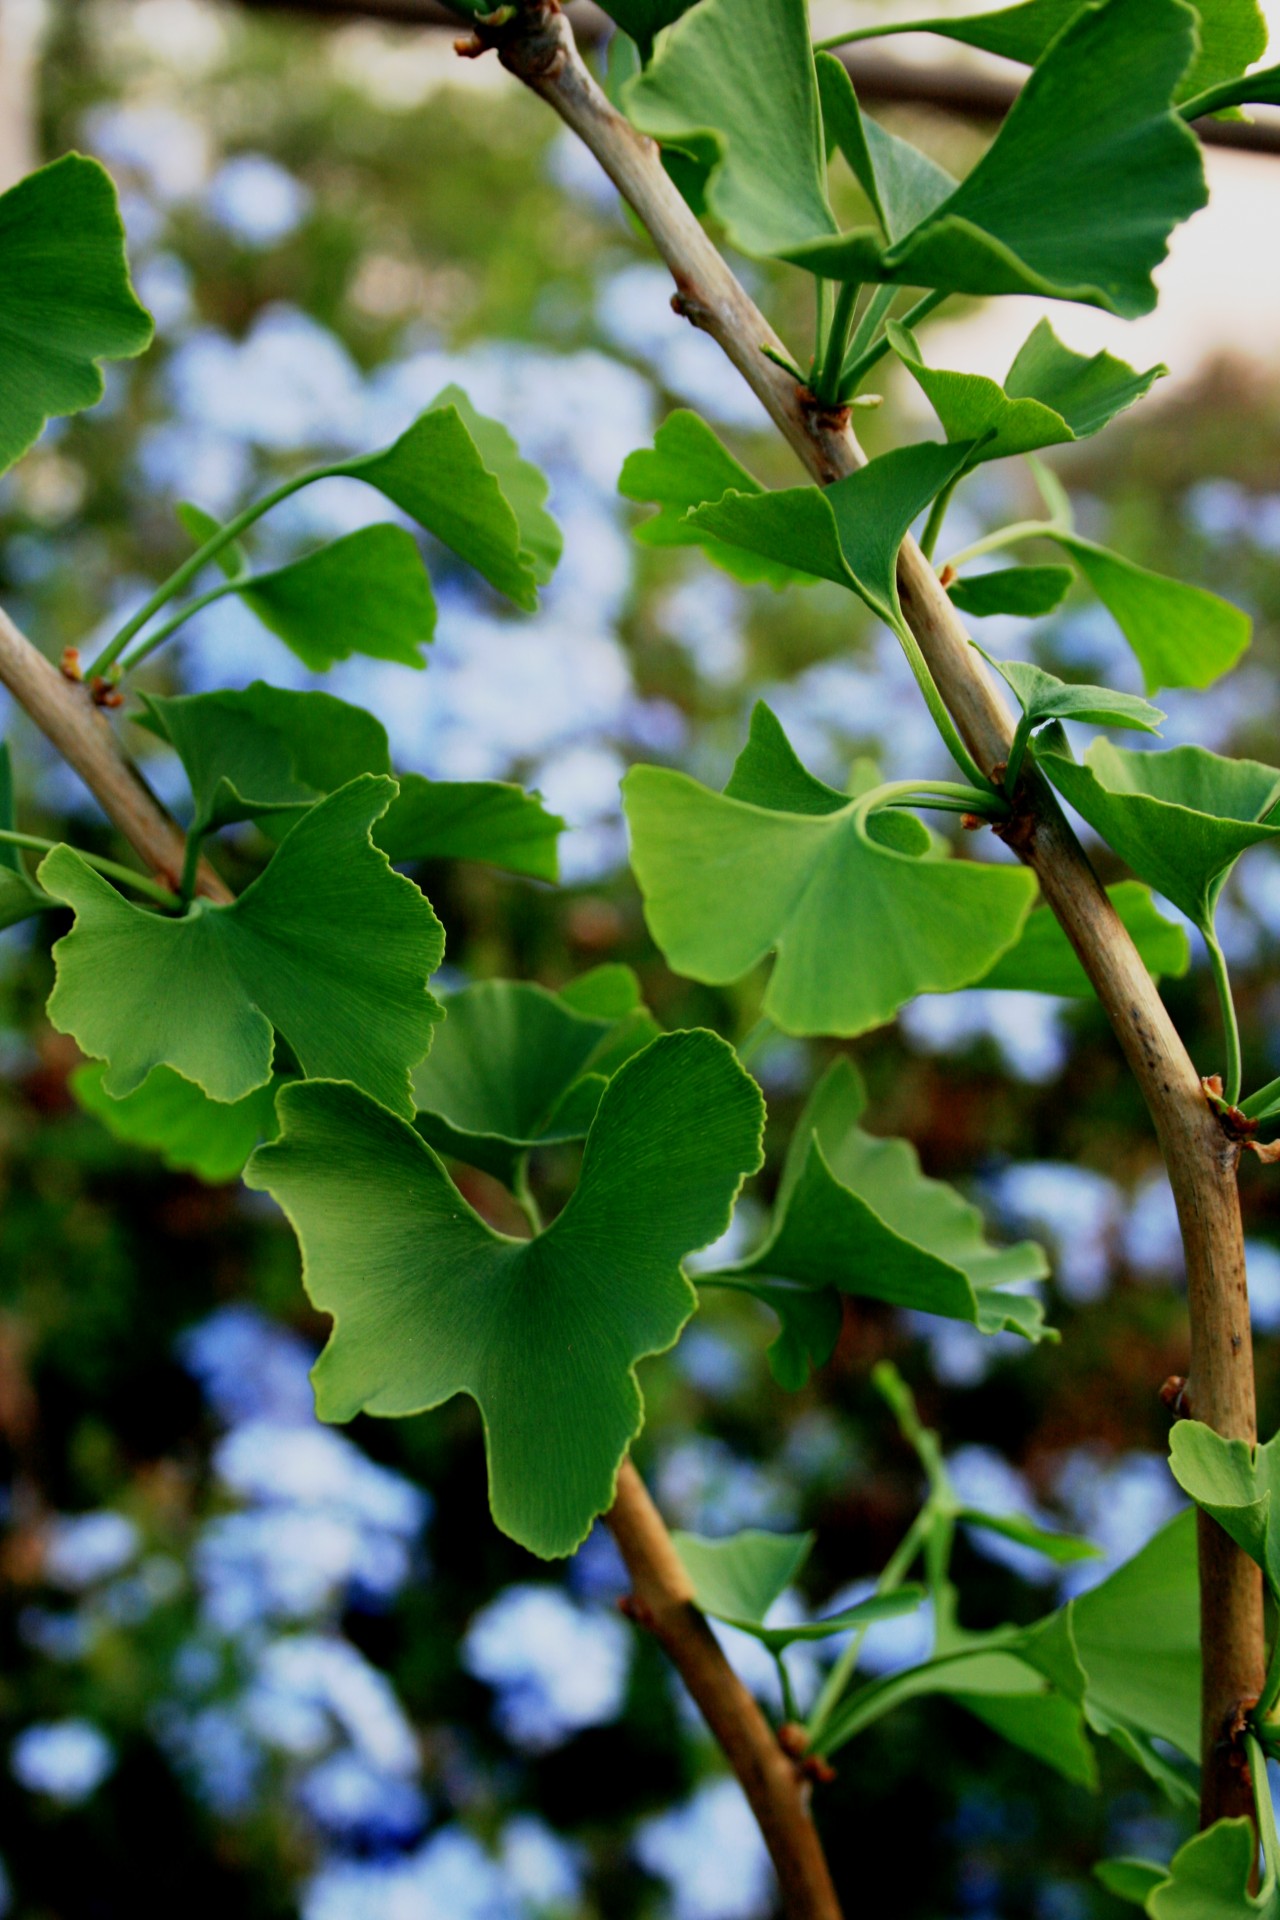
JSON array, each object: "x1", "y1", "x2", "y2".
[
  {"x1": 1093, "y1": 1859, "x2": 1169, "y2": 1908},
  {"x1": 1169, "y1": 1419, "x2": 1280, "y2": 1598},
  {"x1": 1147, "y1": 1818, "x2": 1276, "y2": 1918},
  {"x1": 236, "y1": 525, "x2": 437, "y2": 671},
  {"x1": 960, "y1": 1508, "x2": 1100, "y2": 1565},
  {"x1": 889, "y1": 319, "x2": 1164, "y2": 466},
  {"x1": 373, "y1": 774, "x2": 564, "y2": 882},
  {"x1": 947, "y1": 567, "x2": 1075, "y2": 619},
  {"x1": 432, "y1": 385, "x2": 561, "y2": 587},
  {"x1": 817, "y1": 52, "x2": 957, "y2": 243},
  {"x1": 0, "y1": 745, "x2": 50, "y2": 931},
  {"x1": 1182, "y1": 58, "x2": 1280, "y2": 117},
  {"x1": 1045, "y1": 535, "x2": 1250, "y2": 693},
  {"x1": 671, "y1": 1527, "x2": 925, "y2": 1651},
  {"x1": 619, "y1": 410, "x2": 817, "y2": 587},
  {"x1": 688, "y1": 440, "x2": 974, "y2": 631},
  {"x1": 823, "y1": 0, "x2": 1266, "y2": 112},
  {"x1": 412, "y1": 977, "x2": 659, "y2": 1187},
  {"x1": 794, "y1": 0, "x2": 1206, "y2": 318},
  {"x1": 41, "y1": 775, "x2": 444, "y2": 1116},
  {"x1": 982, "y1": 656, "x2": 1166, "y2": 738},
  {"x1": 593, "y1": 0, "x2": 696, "y2": 59},
  {"x1": 72, "y1": 1061, "x2": 282, "y2": 1183},
  {"x1": 244, "y1": 1029, "x2": 765, "y2": 1557},
  {"x1": 977, "y1": 880, "x2": 1189, "y2": 994},
  {"x1": 700, "y1": 1059, "x2": 1051, "y2": 1372},
  {"x1": 624, "y1": 0, "x2": 836, "y2": 258},
  {"x1": 1040, "y1": 737, "x2": 1280, "y2": 932},
  {"x1": 137, "y1": 683, "x2": 391, "y2": 833},
  {"x1": 177, "y1": 501, "x2": 246, "y2": 579},
  {"x1": 0, "y1": 153, "x2": 153, "y2": 476},
  {"x1": 624, "y1": 707, "x2": 1037, "y2": 1037}
]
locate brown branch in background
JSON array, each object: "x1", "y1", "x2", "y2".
[
  {"x1": 488, "y1": 0, "x2": 1266, "y2": 1833},
  {"x1": 232, "y1": 0, "x2": 1280, "y2": 157},
  {"x1": 0, "y1": 605, "x2": 232, "y2": 902},
  {"x1": 607, "y1": 1461, "x2": 843, "y2": 1920}
]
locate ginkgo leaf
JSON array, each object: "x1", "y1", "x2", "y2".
[
  {"x1": 412, "y1": 978, "x2": 659, "y2": 1187},
  {"x1": 624, "y1": 707, "x2": 1037, "y2": 1037},
  {"x1": 1182, "y1": 58, "x2": 1280, "y2": 117},
  {"x1": 1045, "y1": 534, "x2": 1250, "y2": 693},
  {"x1": 177, "y1": 501, "x2": 246, "y2": 579},
  {"x1": 1093, "y1": 1859, "x2": 1168, "y2": 1908},
  {"x1": 619, "y1": 410, "x2": 816, "y2": 587},
  {"x1": 948, "y1": 566, "x2": 1074, "y2": 618},
  {"x1": 889, "y1": 318, "x2": 1164, "y2": 465},
  {"x1": 557, "y1": 964, "x2": 646, "y2": 1019},
  {"x1": 0, "y1": 153, "x2": 153, "y2": 476},
  {"x1": 793, "y1": 0, "x2": 1207, "y2": 318},
  {"x1": 817, "y1": 52, "x2": 957, "y2": 243},
  {"x1": 688, "y1": 440, "x2": 974, "y2": 630},
  {"x1": 671, "y1": 1528, "x2": 925, "y2": 1651},
  {"x1": 333, "y1": 396, "x2": 560, "y2": 612},
  {"x1": 41, "y1": 775, "x2": 444, "y2": 1116},
  {"x1": 72, "y1": 1061, "x2": 282, "y2": 1183},
  {"x1": 594, "y1": 0, "x2": 696, "y2": 58},
  {"x1": 1169, "y1": 1419, "x2": 1280, "y2": 1598},
  {"x1": 236, "y1": 525, "x2": 437, "y2": 671},
  {"x1": 0, "y1": 744, "x2": 50, "y2": 931},
  {"x1": 624, "y1": 0, "x2": 836, "y2": 258},
  {"x1": 977, "y1": 880, "x2": 1189, "y2": 994},
  {"x1": 1147, "y1": 1818, "x2": 1274, "y2": 1918},
  {"x1": 826, "y1": 0, "x2": 1266, "y2": 112},
  {"x1": 373, "y1": 774, "x2": 565, "y2": 882},
  {"x1": 1040, "y1": 737, "x2": 1280, "y2": 932},
  {"x1": 982, "y1": 655, "x2": 1165, "y2": 737},
  {"x1": 244, "y1": 1030, "x2": 765, "y2": 1557},
  {"x1": 700, "y1": 1059, "x2": 1050, "y2": 1371},
  {"x1": 960, "y1": 1508, "x2": 1099, "y2": 1565},
  {"x1": 137, "y1": 683, "x2": 391, "y2": 834}
]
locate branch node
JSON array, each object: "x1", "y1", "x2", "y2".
[
  {"x1": 1202, "y1": 1075, "x2": 1259, "y2": 1142},
  {"x1": 89, "y1": 677, "x2": 124, "y2": 710},
  {"x1": 1160, "y1": 1374, "x2": 1192, "y2": 1419},
  {"x1": 777, "y1": 1721, "x2": 809, "y2": 1759},
  {"x1": 616, "y1": 1591, "x2": 657, "y2": 1633}
]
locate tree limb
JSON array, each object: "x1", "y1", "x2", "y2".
[
  {"x1": 607, "y1": 1460, "x2": 843, "y2": 1920},
  {"x1": 0, "y1": 605, "x2": 232, "y2": 903},
  {"x1": 493, "y1": 0, "x2": 1265, "y2": 1832}
]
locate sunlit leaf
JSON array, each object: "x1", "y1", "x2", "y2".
[
  {"x1": 889, "y1": 318, "x2": 1164, "y2": 464},
  {"x1": 688, "y1": 441, "x2": 973, "y2": 629},
  {"x1": 948, "y1": 566, "x2": 1074, "y2": 619},
  {"x1": 1041, "y1": 737, "x2": 1280, "y2": 932},
  {"x1": 412, "y1": 977, "x2": 659, "y2": 1187},
  {"x1": 137, "y1": 683, "x2": 391, "y2": 834},
  {"x1": 41, "y1": 775, "x2": 444, "y2": 1115},
  {"x1": 245, "y1": 1030, "x2": 764, "y2": 1557},
  {"x1": 72, "y1": 1061, "x2": 282, "y2": 1183},
  {"x1": 624, "y1": 0, "x2": 836, "y2": 257},
  {"x1": 700, "y1": 1059, "x2": 1050, "y2": 1372},
  {"x1": 624, "y1": 705, "x2": 1037, "y2": 1037},
  {"x1": 0, "y1": 153, "x2": 153, "y2": 476},
  {"x1": 237, "y1": 525, "x2": 436, "y2": 671},
  {"x1": 1045, "y1": 534, "x2": 1250, "y2": 693},
  {"x1": 1169, "y1": 1418, "x2": 1280, "y2": 1598},
  {"x1": 671, "y1": 1527, "x2": 925, "y2": 1651},
  {"x1": 977, "y1": 880, "x2": 1189, "y2": 994},
  {"x1": 1148, "y1": 1818, "x2": 1274, "y2": 1918},
  {"x1": 619, "y1": 410, "x2": 817, "y2": 587},
  {"x1": 433, "y1": 384, "x2": 561, "y2": 587},
  {"x1": 794, "y1": 0, "x2": 1206, "y2": 318},
  {"x1": 374, "y1": 774, "x2": 565, "y2": 882}
]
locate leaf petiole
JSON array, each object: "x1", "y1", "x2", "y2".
[
  {"x1": 0, "y1": 828, "x2": 182, "y2": 910},
  {"x1": 816, "y1": 278, "x2": 861, "y2": 405},
  {"x1": 941, "y1": 516, "x2": 1063, "y2": 575},
  {"x1": 117, "y1": 579, "x2": 243, "y2": 675},
  {"x1": 838, "y1": 289, "x2": 946, "y2": 400},
  {"x1": 1203, "y1": 927, "x2": 1243, "y2": 1109}
]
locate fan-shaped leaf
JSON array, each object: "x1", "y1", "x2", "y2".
[
  {"x1": 624, "y1": 707, "x2": 1037, "y2": 1037},
  {"x1": 1169, "y1": 1419, "x2": 1280, "y2": 1598},
  {"x1": 984, "y1": 656, "x2": 1165, "y2": 736},
  {"x1": 373, "y1": 774, "x2": 564, "y2": 882},
  {"x1": 1148, "y1": 1818, "x2": 1273, "y2": 1918},
  {"x1": 672, "y1": 1527, "x2": 925, "y2": 1651},
  {"x1": 244, "y1": 1030, "x2": 765, "y2": 1557},
  {"x1": 700, "y1": 1059, "x2": 1050, "y2": 1369},
  {"x1": 41, "y1": 775, "x2": 443, "y2": 1115},
  {"x1": 1041, "y1": 738, "x2": 1280, "y2": 931},
  {"x1": 237, "y1": 525, "x2": 436, "y2": 671},
  {"x1": 412, "y1": 978, "x2": 659, "y2": 1187},
  {"x1": 0, "y1": 153, "x2": 153, "y2": 476},
  {"x1": 1046, "y1": 535, "x2": 1249, "y2": 692},
  {"x1": 72, "y1": 1062, "x2": 282, "y2": 1183},
  {"x1": 594, "y1": 0, "x2": 697, "y2": 60},
  {"x1": 977, "y1": 880, "x2": 1189, "y2": 994},
  {"x1": 817, "y1": 52, "x2": 957, "y2": 242},
  {"x1": 948, "y1": 566, "x2": 1074, "y2": 618}
]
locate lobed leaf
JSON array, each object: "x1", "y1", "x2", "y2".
[
  {"x1": 1045, "y1": 534, "x2": 1250, "y2": 693},
  {"x1": 977, "y1": 880, "x2": 1189, "y2": 994},
  {"x1": 1093, "y1": 1859, "x2": 1169, "y2": 1908},
  {"x1": 624, "y1": 704, "x2": 1038, "y2": 1037},
  {"x1": 41, "y1": 775, "x2": 444, "y2": 1116},
  {"x1": 817, "y1": 53, "x2": 957, "y2": 243},
  {"x1": 412, "y1": 977, "x2": 659, "y2": 1187},
  {"x1": 793, "y1": 0, "x2": 1207, "y2": 318},
  {"x1": 1169, "y1": 1419, "x2": 1280, "y2": 1598},
  {"x1": 1147, "y1": 1818, "x2": 1273, "y2": 1917},
  {"x1": 244, "y1": 1030, "x2": 765, "y2": 1557},
  {"x1": 1041, "y1": 737, "x2": 1280, "y2": 931},
  {"x1": 237, "y1": 525, "x2": 437, "y2": 671},
  {"x1": 671, "y1": 1527, "x2": 925, "y2": 1652},
  {"x1": 947, "y1": 566, "x2": 1074, "y2": 619},
  {"x1": 373, "y1": 774, "x2": 564, "y2": 882},
  {"x1": 72, "y1": 1062, "x2": 282, "y2": 1184},
  {"x1": 592, "y1": 0, "x2": 697, "y2": 61},
  {"x1": 0, "y1": 153, "x2": 153, "y2": 476},
  {"x1": 983, "y1": 656, "x2": 1166, "y2": 737},
  {"x1": 890, "y1": 319, "x2": 1163, "y2": 468},
  {"x1": 701, "y1": 1058, "x2": 1051, "y2": 1373}
]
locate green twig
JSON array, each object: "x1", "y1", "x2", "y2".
[
  {"x1": 805, "y1": 1506, "x2": 934, "y2": 1742},
  {"x1": 0, "y1": 828, "x2": 182, "y2": 910},
  {"x1": 118, "y1": 580, "x2": 242, "y2": 675},
  {"x1": 838, "y1": 289, "x2": 946, "y2": 398},
  {"x1": 816, "y1": 279, "x2": 861, "y2": 404},
  {"x1": 940, "y1": 516, "x2": 1060, "y2": 574}
]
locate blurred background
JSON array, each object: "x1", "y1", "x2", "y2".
[{"x1": 1, "y1": 2, "x2": 1280, "y2": 1914}]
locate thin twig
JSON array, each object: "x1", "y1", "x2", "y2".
[
  {"x1": 492, "y1": 0, "x2": 1265, "y2": 1831},
  {"x1": 607, "y1": 1460, "x2": 842, "y2": 1920},
  {"x1": 0, "y1": 605, "x2": 232, "y2": 903}
]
